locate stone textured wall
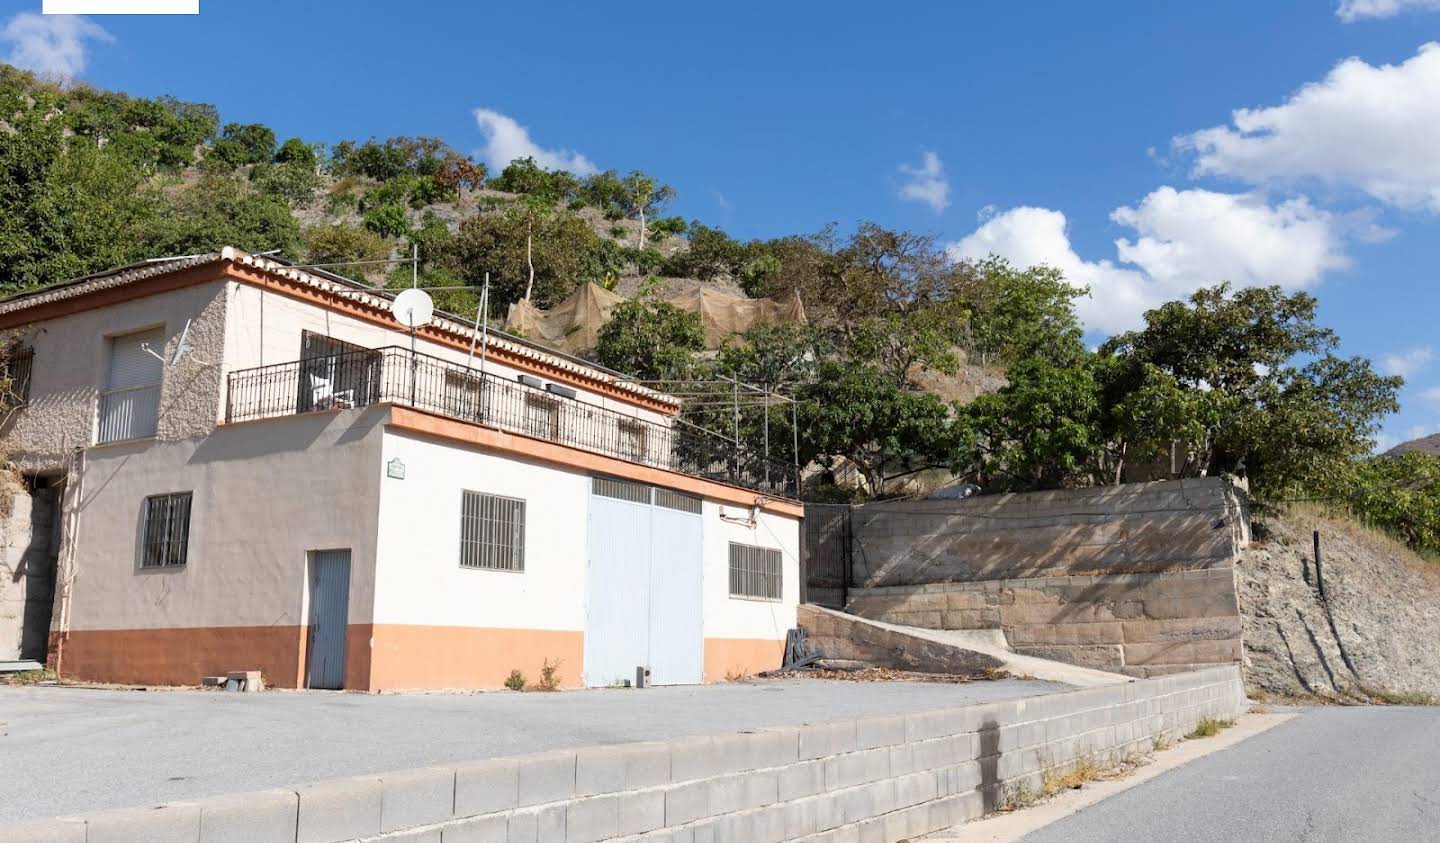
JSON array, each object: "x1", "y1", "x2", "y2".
[
  {"x1": 841, "y1": 479, "x2": 1248, "y2": 677},
  {"x1": 7, "y1": 667, "x2": 1246, "y2": 843},
  {"x1": 851, "y1": 478, "x2": 1248, "y2": 587},
  {"x1": 0, "y1": 479, "x2": 59, "y2": 662},
  {"x1": 798, "y1": 604, "x2": 1003, "y2": 674},
  {"x1": 846, "y1": 572, "x2": 1242, "y2": 678}
]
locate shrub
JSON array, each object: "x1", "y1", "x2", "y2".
[
  {"x1": 362, "y1": 204, "x2": 409, "y2": 239},
  {"x1": 533, "y1": 659, "x2": 562, "y2": 692},
  {"x1": 504, "y1": 670, "x2": 526, "y2": 691}
]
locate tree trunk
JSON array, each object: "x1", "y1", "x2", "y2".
[
  {"x1": 637, "y1": 207, "x2": 646, "y2": 251},
  {"x1": 524, "y1": 221, "x2": 535, "y2": 300}
]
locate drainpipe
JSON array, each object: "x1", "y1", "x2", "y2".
[{"x1": 50, "y1": 445, "x2": 84, "y2": 676}]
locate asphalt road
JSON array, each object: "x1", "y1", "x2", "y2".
[
  {"x1": 0, "y1": 675, "x2": 1065, "y2": 822},
  {"x1": 1021, "y1": 706, "x2": 1440, "y2": 843}
]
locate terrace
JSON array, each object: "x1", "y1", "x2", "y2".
[{"x1": 225, "y1": 346, "x2": 799, "y2": 497}]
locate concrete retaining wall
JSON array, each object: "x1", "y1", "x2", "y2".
[
  {"x1": 797, "y1": 604, "x2": 1004, "y2": 675},
  {"x1": 846, "y1": 571, "x2": 1243, "y2": 678},
  {"x1": 851, "y1": 478, "x2": 1248, "y2": 587},
  {"x1": 9, "y1": 667, "x2": 1245, "y2": 843}
]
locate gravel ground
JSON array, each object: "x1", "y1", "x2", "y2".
[
  {"x1": 1019, "y1": 705, "x2": 1440, "y2": 843},
  {"x1": 0, "y1": 675, "x2": 1066, "y2": 822}
]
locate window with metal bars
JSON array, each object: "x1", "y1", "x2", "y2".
[
  {"x1": 459, "y1": 491, "x2": 526, "y2": 571},
  {"x1": 140, "y1": 492, "x2": 192, "y2": 568},
  {"x1": 654, "y1": 488, "x2": 701, "y2": 514},
  {"x1": 2, "y1": 345, "x2": 33, "y2": 406},
  {"x1": 728, "y1": 542, "x2": 782, "y2": 600},
  {"x1": 592, "y1": 475, "x2": 651, "y2": 504}
]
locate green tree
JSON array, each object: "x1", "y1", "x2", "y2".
[
  {"x1": 274, "y1": 137, "x2": 319, "y2": 169},
  {"x1": 595, "y1": 299, "x2": 705, "y2": 381},
  {"x1": 957, "y1": 257, "x2": 1086, "y2": 366},
  {"x1": 439, "y1": 206, "x2": 599, "y2": 307},
  {"x1": 210, "y1": 122, "x2": 277, "y2": 168},
  {"x1": 362, "y1": 204, "x2": 410, "y2": 239},
  {"x1": 490, "y1": 157, "x2": 581, "y2": 204},
  {"x1": 303, "y1": 223, "x2": 392, "y2": 281},
  {"x1": 963, "y1": 357, "x2": 1104, "y2": 491},
  {"x1": 146, "y1": 174, "x2": 302, "y2": 258},
  {"x1": 1342, "y1": 452, "x2": 1440, "y2": 556},
  {"x1": 798, "y1": 359, "x2": 965, "y2": 497}
]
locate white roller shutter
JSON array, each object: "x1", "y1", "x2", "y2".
[{"x1": 98, "y1": 327, "x2": 163, "y2": 442}]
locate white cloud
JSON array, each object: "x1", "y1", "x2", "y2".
[
  {"x1": 1337, "y1": 0, "x2": 1440, "y2": 21},
  {"x1": 897, "y1": 151, "x2": 951, "y2": 213},
  {"x1": 1178, "y1": 43, "x2": 1440, "y2": 211},
  {"x1": 472, "y1": 108, "x2": 597, "y2": 176},
  {"x1": 949, "y1": 187, "x2": 1349, "y2": 335},
  {"x1": 1381, "y1": 346, "x2": 1435, "y2": 378},
  {"x1": 0, "y1": 12, "x2": 111, "y2": 81}
]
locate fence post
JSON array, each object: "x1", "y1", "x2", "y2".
[{"x1": 1313, "y1": 529, "x2": 1326, "y2": 601}]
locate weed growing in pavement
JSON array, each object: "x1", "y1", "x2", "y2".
[
  {"x1": 504, "y1": 670, "x2": 526, "y2": 691},
  {"x1": 1152, "y1": 732, "x2": 1171, "y2": 752},
  {"x1": 1041, "y1": 755, "x2": 1102, "y2": 797},
  {"x1": 531, "y1": 659, "x2": 562, "y2": 692},
  {"x1": 1185, "y1": 717, "x2": 1235, "y2": 739}
]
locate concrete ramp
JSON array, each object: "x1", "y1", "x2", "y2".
[{"x1": 799, "y1": 604, "x2": 1129, "y2": 688}]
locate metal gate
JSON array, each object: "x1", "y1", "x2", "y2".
[
  {"x1": 584, "y1": 479, "x2": 704, "y2": 687},
  {"x1": 802, "y1": 504, "x2": 852, "y2": 609},
  {"x1": 306, "y1": 549, "x2": 351, "y2": 690}
]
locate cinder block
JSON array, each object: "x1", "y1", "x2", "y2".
[
  {"x1": 777, "y1": 759, "x2": 826, "y2": 801},
  {"x1": 825, "y1": 747, "x2": 890, "y2": 790},
  {"x1": 616, "y1": 790, "x2": 665, "y2": 836},
  {"x1": 536, "y1": 804, "x2": 566, "y2": 843},
  {"x1": 854, "y1": 714, "x2": 906, "y2": 750},
  {"x1": 516, "y1": 750, "x2": 576, "y2": 807},
  {"x1": 386, "y1": 830, "x2": 442, "y2": 842},
  {"x1": 574, "y1": 745, "x2": 626, "y2": 797},
  {"x1": 620, "y1": 742, "x2": 672, "y2": 789},
  {"x1": 5, "y1": 816, "x2": 86, "y2": 843},
  {"x1": 382, "y1": 767, "x2": 456, "y2": 832},
  {"x1": 564, "y1": 795, "x2": 617, "y2": 843},
  {"x1": 664, "y1": 779, "x2": 711, "y2": 826},
  {"x1": 85, "y1": 803, "x2": 201, "y2": 843},
  {"x1": 669, "y1": 736, "x2": 718, "y2": 782},
  {"x1": 440, "y1": 814, "x2": 508, "y2": 842},
  {"x1": 506, "y1": 810, "x2": 537, "y2": 843},
  {"x1": 197, "y1": 788, "x2": 298, "y2": 843},
  {"x1": 454, "y1": 758, "x2": 520, "y2": 817},
  {"x1": 296, "y1": 777, "x2": 383, "y2": 843},
  {"x1": 797, "y1": 720, "x2": 856, "y2": 760}
]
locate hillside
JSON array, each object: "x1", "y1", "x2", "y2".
[
  {"x1": 1237, "y1": 506, "x2": 1440, "y2": 701},
  {"x1": 1387, "y1": 432, "x2": 1440, "y2": 458}
]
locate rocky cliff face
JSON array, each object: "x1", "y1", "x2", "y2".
[{"x1": 1237, "y1": 507, "x2": 1440, "y2": 700}]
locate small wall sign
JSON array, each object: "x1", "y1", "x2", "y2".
[{"x1": 386, "y1": 458, "x2": 406, "y2": 480}]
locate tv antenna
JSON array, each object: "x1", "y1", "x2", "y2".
[{"x1": 140, "y1": 318, "x2": 196, "y2": 366}]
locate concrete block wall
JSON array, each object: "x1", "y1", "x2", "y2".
[
  {"x1": 8, "y1": 667, "x2": 1245, "y2": 843},
  {"x1": 846, "y1": 570, "x2": 1243, "y2": 677},
  {"x1": 850, "y1": 478, "x2": 1249, "y2": 587}
]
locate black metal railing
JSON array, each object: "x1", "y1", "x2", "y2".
[{"x1": 226, "y1": 346, "x2": 799, "y2": 497}]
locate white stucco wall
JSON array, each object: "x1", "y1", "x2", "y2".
[
  {"x1": 372, "y1": 427, "x2": 590, "y2": 632},
  {"x1": 63, "y1": 407, "x2": 386, "y2": 632},
  {"x1": 3, "y1": 279, "x2": 229, "y2": 472},
  {"x1": 702, "y1": 502, "x2": 800, "y2": 643},
  {"x1": 222, "y1": 282, "x2": 672, "y2": 428}
]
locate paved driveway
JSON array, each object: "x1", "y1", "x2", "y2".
[
  {"x1": 0, "y1": 676, "x2": 1065, "y2": 822},
  {"x1": 1019, "y1": 706, "x2": 1440, "y2": 843}
]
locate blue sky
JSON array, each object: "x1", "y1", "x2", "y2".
[{"x1": 2, "y1": 0, "x2": 1438, "y2": 448}]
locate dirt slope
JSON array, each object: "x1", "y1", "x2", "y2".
[{"x1": 1237, "y1": 507, "x2": 1440, "y2": 700}]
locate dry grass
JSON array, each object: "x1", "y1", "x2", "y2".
[
  {"x1": 1366, "y1": 687, "x2": 1440, "y2": 706},
  {"x1": 1041, "y1": 756, "x2": 1102, "y2": 797},
  {"x1": 724, "y1": 668, "x2": 750, "y2": 682},
  {"x1": 1248, "y1": 704, "x2": 1271, "y2": 714},
  {"x1": 1185, "y1": 717, "x2": 1235, "y2": 739},
  {"x1": 0, "y1": 668, "x2": 57, "y2": 685},
  {"x1": 529, "y1": 659, "x2": 563, "y2": 692},
  {"x1": 1151, "y1": 732, "x2": 1172, "y2": 752}
]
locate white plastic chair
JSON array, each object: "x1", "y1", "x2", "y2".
[{"x1": 310, "y1": 373, "x2": 355, "y2": 409}]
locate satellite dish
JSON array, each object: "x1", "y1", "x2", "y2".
[{"x1": 392, "y1": 288, "x2": 434, "y2": 329}]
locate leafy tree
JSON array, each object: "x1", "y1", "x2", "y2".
[
  {"x1": 957, "y1": 257, "x2": 1086, "y2": 366},
  {"x1": 303, "y1": 223, "x2": 392, "y2": 281},
  {"x1": 252, "y1": 159, "x2": 324, "y2": 206},
  {"x1": 595, "y1": 299, "x2": 704, "y2": 381},
  {"x1": 1100, "y1": 284, "x2": 1401, "y2": 496},
  {"x1": 439, "y1": 206, "x2": 600, "y2": 307},
  {"x1": 1342, "y1": 453, "x2": 1440, "y2": 556},
  {"x1": 210, "y1": 122, "x2": 277, "y2": 168},
  {"x1": 274, "y1": 137, "x2": 318, "y2": 169},
  {"x1": 362, "y1": 204, "x2": 410, "y2": 239},
  {"x1": 963, "y1": 357, "x2": 1104, "y2": 491},
  {"x1": 490, "y1": 157, "x2": 581, "y2": 204},
  {"x1": 661, "y1": 221, "x2": 744, "y2": 281},
  {"x1": 146, "y1": 174, "x2": 302, "y2": 258},
  {"x1": 798, "y1": 359, "x2": 965, "y2": 497}
]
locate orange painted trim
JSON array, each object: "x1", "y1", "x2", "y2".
[
  {"x1": 366, "y1": 624, "x2": 584, "y2": 691},
  {"x1": 386, "y1": 405, "x2": 805, "y2": 517},
  {"x1": 220, "y1": 262, "x2": 677, "y2": 416},
  {"x1": 703, "y1": 637, "x2": 785, "y2": 682},
  {"x1": 48, "y1": 626, "x2": 306, "y2": 688}
]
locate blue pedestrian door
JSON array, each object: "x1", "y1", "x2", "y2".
[{"x1": 306, "y1": 549, "x2": 351, "y2": 690}]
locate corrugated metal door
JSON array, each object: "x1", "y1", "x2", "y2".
[
  {"x1": 583, "y1": 491, "x2": 652, "y2": 687},
  {"x1": 306, "y1": 549, "x2": 351, "y2": 690},
  {"x1": 99, "y1": 327, "x2": 164, "y2": 442},
  {"x1": 647, "y1": 498, "x2": 704, "y2": 685}
]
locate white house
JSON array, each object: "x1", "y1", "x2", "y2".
[{"x1": 0, "y1": 248, "x2": 802, "y2": 691}]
